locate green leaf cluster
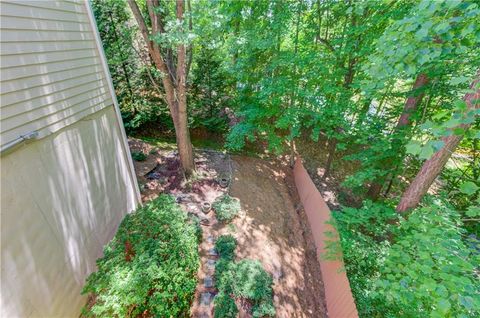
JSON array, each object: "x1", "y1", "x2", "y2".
[
  {"x1": 81, "y1": 195, "x2": 200, "y2": 317},
  {"x1": 213, "y1": 235, "x2": 275, "y2": 318},
  {"x1": 130, "y1": 151, "x2": 147, "y2": 161},
  {"x1": 212, "y1": 195, "x2": 241, "y2": 223},
  {"x1": 334, "y1": 199, "x2": 480, "y2": 318}
]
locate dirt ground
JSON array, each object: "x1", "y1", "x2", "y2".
[
  {"x1": 295, "y1": 136, "x2": 361, "y2": 210},
  {"x1": 128, "y1": 138, "x2": 326, "y2": 318},
  {"x1": 228, "y1": 156, "x2": 327, "y2": 318}
]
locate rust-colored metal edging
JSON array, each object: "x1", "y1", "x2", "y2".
[{"x1": 293, "y1": 157, "x2": 359, "y2": 318}]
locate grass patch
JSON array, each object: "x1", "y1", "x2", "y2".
[{"x1": 81, "y1": 195, "x2": 199, "y2": 317}]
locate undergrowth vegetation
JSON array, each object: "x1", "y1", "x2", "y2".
[
  {"x1": 213, "y1": 195, "x2": 241, "y2": 223},
  {"x1": 93, "y1": 0, "x2": 480, "y2": 316},
  {"x1": 130, "y1": 151, "x2": 147, "y2": 161},
  {"x1": 334, "y1": 198, "x2": 480, "y2": 318},
  {"x1": 214, "y1": 235, "x2": 275, "y2": 318},
  {"x1": 81, "y1": 195, "x2": 199, "y2": 317}
]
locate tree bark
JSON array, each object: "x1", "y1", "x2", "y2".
[
  {"x1": 175, "y1": 0, "x2": 195, "y2": 177},
  {"x1": 396, "y1": 72, "x2": 480, "y2": 213},
  {"x1": 323, "y1": 138, "x2": 337, "y2": 178},
  {"x1": 367, "y1": 73, "x2": 429, "y2": 200},
  {"x1": 127, "y1": 0, "x2": 195, "y2": 177},
  {"x1": 395, "y1": 73, "x2": 429, "y2": 129}
]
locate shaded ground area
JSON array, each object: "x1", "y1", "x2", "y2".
[
  {"x1": 128, "y1": 138, "x2": 326, "y2": 318},
  {"x1": 296, "y1": 136, "x2": 361, "y2": 210},
  {"x1": 227, "y1": 156, "x2": 327, "y2": 318}
]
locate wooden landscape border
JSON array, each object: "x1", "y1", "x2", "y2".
[{"x1": 293, "y1": 157, "x2": 359, "y2": 318}]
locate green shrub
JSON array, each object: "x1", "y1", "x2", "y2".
[
  {"x1": 131, "y1": 151, "x2": 147, "y2": 161},
  {"x1": 232, "y1": 260, "x2": 274, "y2": 303},
  {"x1": 213, "y1": 195, "x2": 241, "y2": 223},
  {"x1": 214, "y1": 291, "x2": 238, "y2": 318},
  {"x1": 213, "y1": 236, "x2": 275, "y2": 318},
  {"x1": 81, "y1": 195, "x2": 199, "y2": 317},
  {"x1": 215, "y1": 235, "x2": 237, "y2": 261},
  {"x1": 215, "y1": 258, "x2": 235, "y2": 291},
  {"x1": 252, "y1": 299, "x2": 276, "y2": 318},
  {"x1": 187, "y1": 213, "x2": 203, "y2": 242},
  {"x1": 376, "y1": 203, "x2": 480, "y2": 318},
  {"x1": 333, "y1": 201, "x2": 397, "y2": 317},
  {"x1": 335, "y1": 199, "x2": 480, "y2": 318}
]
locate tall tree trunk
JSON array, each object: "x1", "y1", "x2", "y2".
[
  {"x1": 396, "y1": 72, "x2": 480, "y2": 213},
  {"x1": 128, "y1": 0, "x2": 195, "y2": 177},
  {"x1": 315, "y1": 0, "x2": 322, "y2": 45},
  {"x1": 289, "y1": 4, "x2": 301, "y2": 167},
  {"x1": 175, "y1": 0, "x2": 195, "y2": 177},
  {"x1": 395, "y1": 73, "x2": 429, "y2": 129},
  {"x1": 323, "y1": 138, "x2": 337, "y2": 179},
  {"x1": 186, "y1": 0, "x2": 193, "y2": 79},
  {"x1": 367, "y1": 73, "x2": 429, "y2": 200}
]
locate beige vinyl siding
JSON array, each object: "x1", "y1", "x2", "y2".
[
  {"x1": 1, "y1": 1, "x2": 141, "y2": 317},
  {"x1": 0, "y1": 0, "x2": 112, "y2": 147}
]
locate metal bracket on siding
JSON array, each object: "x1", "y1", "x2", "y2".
[{"x1": 0, "y1": 131, "x2": 39, "y2": 154}]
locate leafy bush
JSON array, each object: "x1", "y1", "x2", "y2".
[
  {"x1": 81, "y1": 195, "x2": 200, "y2": 317},
  {"x1": 131, "y1": 151, "x2": 147, "y2": 161},
  {"x1": 334, "y1": 201, "x2": 398, "y2": 316},
  {"x1": 376, "y1": 203, "x2": 480, "y2": 318},
  {"x1": 213, "y1": 195, "x2": 241, "y2": 223},
  {"x1": 184, "y1": 213, "x2": 203, "y2": 243},
  {"x1": 232, "y1": 260, "x2": 276, "y2": 318},
  {"x1": 335, "y1": 199, "x2": 480, "y2": 318},
  {"x1": 215, "y1": 258, "x2": 235, "y2": 293},
  {"x1": 214, "y1": 291, "x2": 238, "y2": 318},
  {"x1": 215, "y1": 235, "x2": 237, "y2": 261},
  {"x1": 213, "y1": 235, "x2": 275, "y2": 317}
]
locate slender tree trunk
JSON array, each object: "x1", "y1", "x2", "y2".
[
  {"x1": 355, "y1": 97, "x2": 373, "y2": 126},
  {"x1": 383, "y1": 173, "x2": 395, "y2": 196},
  {"x1": 289, "y1": 5, "x2": 301, "y2": 167},
  {"x1": 186, "y1": 0, "x2": 193, "y2": 79},
  {"x1": 396, "y1": 72, "x2": 480, "y2": 213},
  {"x1": 315, "y1": 0, "x2": 322, "y2": 45},
  {"x1": 323, "y1": 138, "x2": 337, "y2": 179},
  {"x1": 128, "y1": 0, "x2": 195, "y2": 177},
  {"x1": 395, "y1": 73, "x2": 429, "y2": 129},
  {"x1": 175, "y1": 0, "x2": 195, "y2": 177},
  {"x1": 367, "y1": 73, "x2": 429, "y2": 200},
  {"x1": 374, "y1": 84, "x2": 392, "y2": 116}
]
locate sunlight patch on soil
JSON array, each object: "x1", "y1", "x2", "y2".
[
  {"x1": 228, "y1": 156, "x2": 327, "y2": 318},
  {"x1": 128, "y1": 138, "x2": 326, "y2": 318}
]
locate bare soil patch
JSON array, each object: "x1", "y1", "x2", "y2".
[
  {"x1": 129, "y1": 138, "x2": 326, "y2": 318},
  {"x1": 296, "y1": 136, "x2": 361, "y2": 210},
  {"x1": 227, "y1": 156, "x2": 326, "y2": 318}
]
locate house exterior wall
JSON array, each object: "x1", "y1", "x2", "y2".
[
  {"x1": 0, "y1": 0, "x2": 110, "y2": 147},
  {"x1": 0, "y1": 1, "x2": 140, "y2": 317},
  {"x1": 1, "y1": 107, "x2": 139, "y2": 317}
]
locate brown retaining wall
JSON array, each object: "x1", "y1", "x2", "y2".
[{"x1": 293, "y1": 158, "x2": 358, "y2": 318}]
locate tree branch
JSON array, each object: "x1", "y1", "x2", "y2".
[
  {"x1": 127, "y1": 0, "x2": 150, "y2": 45},
  {"x1": 186, "y1": 0, "x2": 193, "y2": 80},
  {"x1": 317, "y1": 37, "x2": 335, "y2": 52}
]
